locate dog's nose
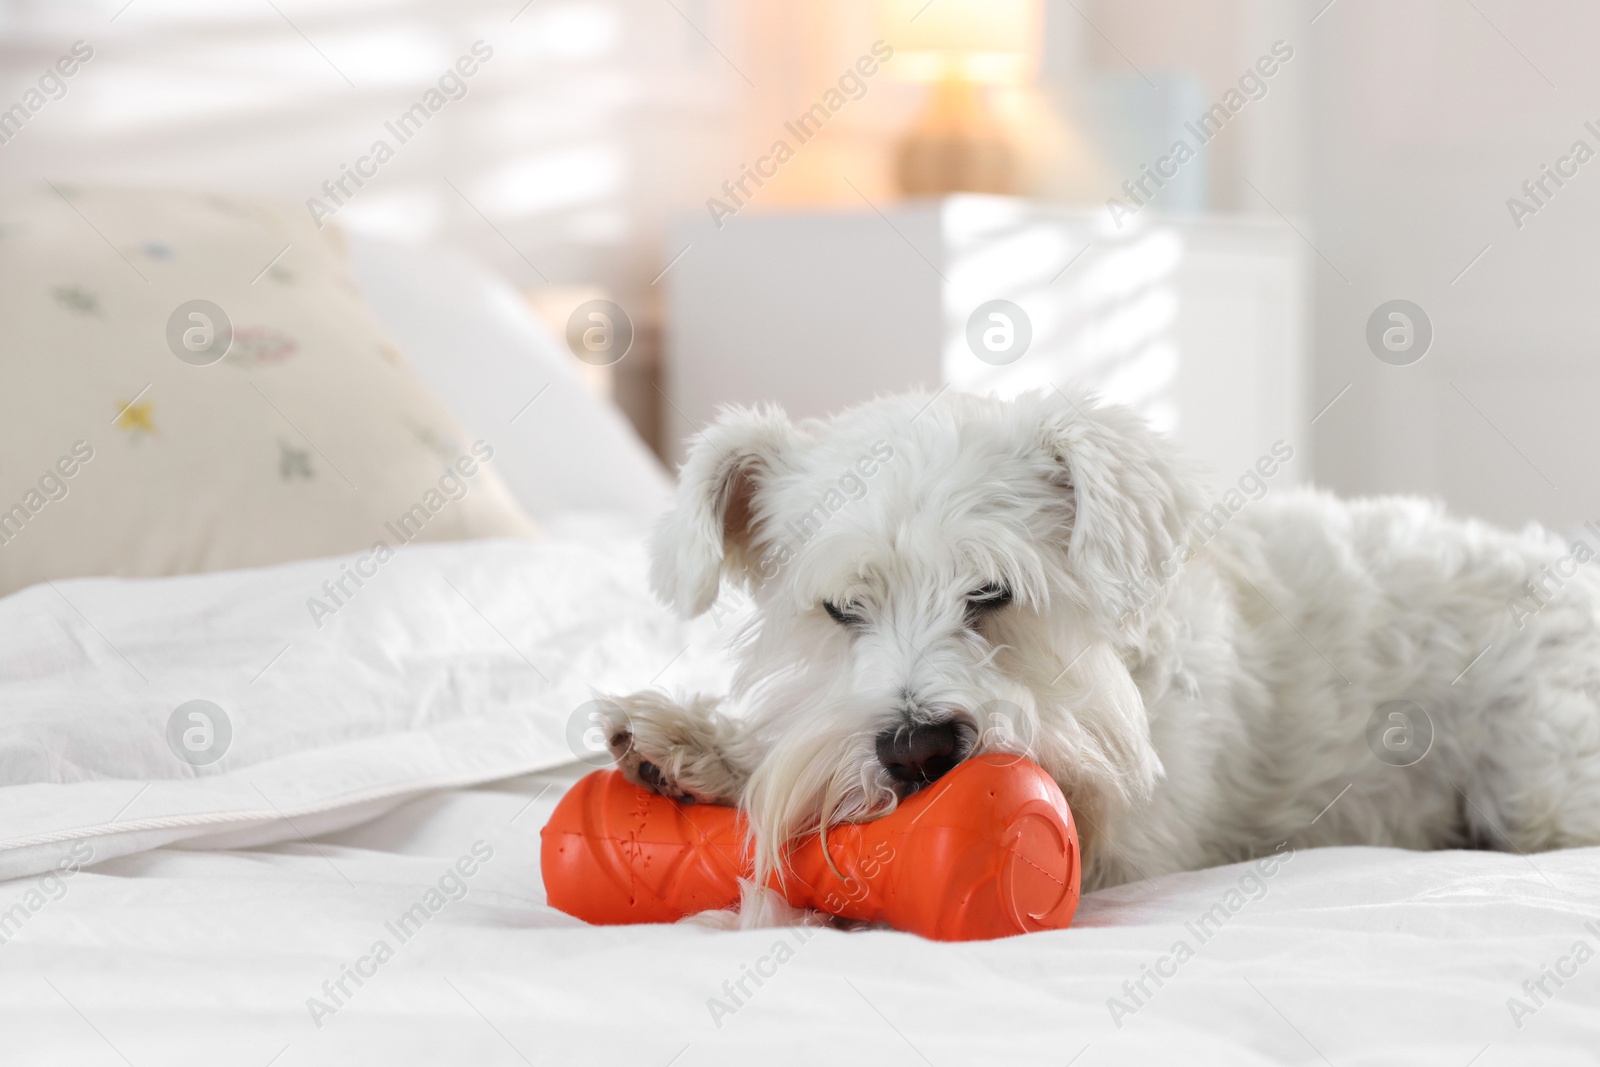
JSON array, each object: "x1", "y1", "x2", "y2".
[{"x1": 875, "y1": 720, "x2": 963, "y2": 786}]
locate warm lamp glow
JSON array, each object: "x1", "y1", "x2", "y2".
[
  {"x1": 877, "y1": 0, "x2": 1041, "y2": 196},
  {"x1": 877, "y1": 0, "x2": 1041, "y2": 84}
]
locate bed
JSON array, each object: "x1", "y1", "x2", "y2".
[
  {"x1": 3, "y1": 192, "x2": 1598, "y2": 1067},
  {"x1": 5, "y1": 533, "x2": 1600, "y2": 1066}
]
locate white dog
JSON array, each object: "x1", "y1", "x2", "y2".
[{"x1": 604, "y1": 389, "x2": 1600, "y2": 905}]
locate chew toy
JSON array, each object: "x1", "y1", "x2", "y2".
[{"x1": 540, "y1": 754, "x2": 1080, "y2": 941}]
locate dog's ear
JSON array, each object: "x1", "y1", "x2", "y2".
[
  {"x1": 651, "y1": 404, "x2": 798, "y2": 617},
  {"x1": 1038, "y1": 393, "x2": 1205, "y2": 637}
]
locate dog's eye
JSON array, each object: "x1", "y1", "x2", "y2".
[
  {"x1": 966, "y1": 583, "x2": 1013, "y2": 611},
  {"x1": 823, "y1": 600, "x2": 865, "y2": 627},
  {"x1": 960, "y1": 588, "x2": 1011, "y2": 620}
]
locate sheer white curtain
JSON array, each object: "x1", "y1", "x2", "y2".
[{"x1": 0, "y1": 0, "x2": 749, "y2": 300}]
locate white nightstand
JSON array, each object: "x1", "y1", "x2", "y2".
[{"x1": 664, "y1": 195, "x2": 1309, "y2": 487}]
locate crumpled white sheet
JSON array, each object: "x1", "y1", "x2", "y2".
[
  {"x1": 0, "y1": 534, "x2": 734, "y2": 880},
  {"x1": 3, "y1": 535, "x2": 1599, "y2": 1064}
]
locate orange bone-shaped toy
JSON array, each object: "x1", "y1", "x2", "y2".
[{"x1": 540, "y1": 754, "x2": 1080, "y2": 941}]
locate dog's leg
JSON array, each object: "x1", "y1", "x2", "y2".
[
  {"x1": 1463, "y1": 682, "x2": 1600, "y2": 852},
  {"x1": 600, "y1": 690, "x2": 749, "y2": 805}
]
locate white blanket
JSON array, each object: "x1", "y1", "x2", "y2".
[{"x1": 3, "y1": 536, "x2": 1598, "y2": 1064}]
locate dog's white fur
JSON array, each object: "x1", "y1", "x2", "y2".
[{"x1": 604, "y1": 389, "x2": 1600, "y2": 910}]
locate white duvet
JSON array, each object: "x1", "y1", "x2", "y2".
[{"x1": 3, "y1": 534, "x2": 1598, "y2": 1066}]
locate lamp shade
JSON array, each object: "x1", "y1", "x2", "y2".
[{"x1": 878, "y1": 0, "x2": 1041, "y2": 84}]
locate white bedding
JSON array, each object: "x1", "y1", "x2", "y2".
[
  {"x1": 0, "y1": 533, "x2": 729, "y2": 882},
  {"x1": 3, "y1": 535, "x2": 1599, "y2": 1065}
]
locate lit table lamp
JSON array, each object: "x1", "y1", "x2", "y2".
[{"x1": 878, "y1": 0, "x2": 1041, "y2": 197}]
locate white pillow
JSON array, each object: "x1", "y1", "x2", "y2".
[
  {"x1": 0, "y1": 186, "x2": 537, "y2": 596},
  {"x1": 345, "y1": 234, "x2": 672, "y2": 528}
]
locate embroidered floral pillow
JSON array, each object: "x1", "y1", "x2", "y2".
[{"x1": 0, "y1": 186, "x2": 536, "y2": 595}]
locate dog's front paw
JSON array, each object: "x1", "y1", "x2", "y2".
[
  {"x1": 597, "y1": 691, "x2": 745, "y2": 806},
  {"x1": 607, "y1": 727, "x2": 704, "y2": 805}
]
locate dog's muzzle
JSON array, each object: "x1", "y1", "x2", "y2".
[{"x1": 875, "y1": 719, "x2": 969, "y2": 788}]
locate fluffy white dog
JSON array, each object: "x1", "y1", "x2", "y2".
[{"x1": 604, "y1": 389, "x2": 1600, "y2": 904}]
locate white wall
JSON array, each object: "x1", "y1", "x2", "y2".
[
  {"x1": 1306, "y1": 0, "x2": 1599, "y2": 532},
  {"x1": 1082, "y1": 0, "x2": 1599, "y2": 532}
]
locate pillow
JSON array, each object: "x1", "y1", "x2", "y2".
[
  {"x1": 344, "y1": 233, "x2": 672, "y2": 527},
  {"x1": 0, "y1": 186, "x2": 536, "y2": 596}
]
